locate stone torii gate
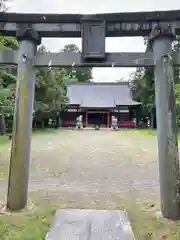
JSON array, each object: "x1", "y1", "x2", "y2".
[{"x1": 1, "y1": 10, "x2": 180, "y2": 220}]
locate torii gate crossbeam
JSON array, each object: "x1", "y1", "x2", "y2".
[
  {"x1": 2, "y1": 51, "x2": 180, "y2": 67},
  {"x1": 0, "y1": 10, "x2": 180, "y2": 221}
]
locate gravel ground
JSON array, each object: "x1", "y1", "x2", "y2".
[{"x1": 0, "y1": 130, "x2": 160, "y2": 208}]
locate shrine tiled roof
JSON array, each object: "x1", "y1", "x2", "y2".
[{"x1": 67, "y1": 82, "x2": 141, "y2": 108}]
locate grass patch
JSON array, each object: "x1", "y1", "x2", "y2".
[
  {"x1": 0, "y1": 201, "x2": 180, "y2": 239},
  {"x1": 0, "y1": 205, "x2": 56, "y2": 240},
  {"x1": 130, "y1": 129, "x2": 157, "y2": 137},
  {"x1": 116, "y1": 129, "x2": 157, "y2": 138},
  {"x1": 127, "y1": 202, "x2": 180, "y2": 239},
  {"x1": 132, "y1": 129, "x2": 180, "y2": 145},
  {"x1": 0, "y1": 136, "x2": 10, "y2": 146},
  {"x1": 32, "y1": 128, "x2": 60, "y2": 136},
  {"x1": 0, "y1": 128, "x2": 60, "y2": 148}
]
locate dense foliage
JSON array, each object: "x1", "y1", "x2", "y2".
[
  {"x1": 0, "y1": 40, "x2": 92, "y2": 131},
  {"x1": 62, "y1": 44, "x2": 92, "y2": 82},
  {"x1": 0, "y1": 0, "x2": 8, "y2": 11},
  {"x1": 34, "y1": 44, "x2": 92, "y2": 123},
  {"x1": 130, "y1": 36, "x2": 180, "y2": 127},
  {"x1": 0, "y1": 0, "x2": 93, "y2": 132}
]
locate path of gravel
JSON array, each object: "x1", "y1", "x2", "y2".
[{"x1": 0, "y1": 130, "x2": 160, "y2": 208}]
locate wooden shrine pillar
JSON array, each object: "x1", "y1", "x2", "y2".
[
  {"x1": 7, "y1": 27, "x2": 41, "y2": 211},
  {"x1": 151, "y1": 24, "x2": 180, "y2": 220},
  {"x1": 85, "y1": 110, "x2": 88, "y2": 128},
  {"x1": 129, "y1": 107, "x2": 133, "y2": 120},
  {"x1": 107, "y1": 111, "x2": 110, "y2": 128}
]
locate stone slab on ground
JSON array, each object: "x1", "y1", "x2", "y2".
[{"x1": 46, "y1": 209, "x2": 135, "y2": 240}]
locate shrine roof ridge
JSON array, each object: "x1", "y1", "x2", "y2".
[
  {"x1": 68, "y1": 82, "x2": 129, "y2": 86},
  {"x1": 1, "y1": 9, "x2": 180, "y2": 23}
]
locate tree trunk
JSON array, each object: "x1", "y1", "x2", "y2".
[
  {"x1": 0, "y1": 114, "x2": 6, "y2": 135},
  {"x1": 32, "y1": 119, "x2": 36, "y2": 130},
  {"x1": 55, "y1": 116, "x2": 60, "y2": 128},
  {"x1": 41, "y1": 121, "x2": 44, "y2": 128}
]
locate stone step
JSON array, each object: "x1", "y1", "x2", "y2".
[{"x1": 46, "y1": 209, "x2": 135, "y2": 240}]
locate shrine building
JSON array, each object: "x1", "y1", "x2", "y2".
[{"x1": 60, "y1": 82, "x2": 141, "y2": 128}]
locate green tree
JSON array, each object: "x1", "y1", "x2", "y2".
[
  {"x1": 173, "y1": 35, "x2": 180, "y2": 84},
  {"x1": 175, "y1": 84, "x2": 180, "y2": 127},
  {"x1": 34, "y1": 45, "x2": 68, "y2": 125},
  {"x1": 0, "y1": 0, "x2": 9, "y2": 12},
  {"x1": 130, "y1": 39, "x2": 155, "y2": 119},
  {"x1": 131, "y1": 35, "x2": 180, "y2": 128},
  {"x1": 61, "y1": 43, "x2": 92, "y2": 82},
  {"x1": 173, "y1": 36, "x2": 180, "y2": 127},
  {"x1": 0, "y1": 0, "x2": 19, "y2": 133}
]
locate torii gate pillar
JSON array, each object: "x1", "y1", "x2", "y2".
[
  {"x1": 7, "y1": 26, "x2": 41, "y2": 211},
  {"x1": 151, "y1": 24, "x2": 180, "y2": 220}
]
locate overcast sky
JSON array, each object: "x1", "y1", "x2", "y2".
[{"x1": 9, "y1": 0, "x2": 180, "y2": 82}]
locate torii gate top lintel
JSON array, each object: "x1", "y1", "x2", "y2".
[
  {"x1": 1, "y1": 9, "x2": 180, "y2": 23},
  {"x1": 1, "y1": 9, "x2": 180, "y2": 38}
]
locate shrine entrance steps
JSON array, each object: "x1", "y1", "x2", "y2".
[{"x1": 46, "y1": 209, "x2": 135, "y2": 240}]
